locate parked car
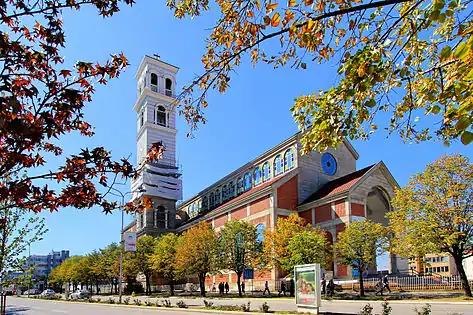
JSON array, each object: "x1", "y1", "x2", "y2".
[
  {"x1": 69, "y1": 289, "x2": 90, "y2": 299},
  {"x1": 40, "y1": 289, "x2": 55, "y2": 297},
  {"x1": 23, "y1": 289, "x2": 40, "y2": 295}
]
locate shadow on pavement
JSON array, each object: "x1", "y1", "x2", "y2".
[{"x1": 6, "y1": 306, "x2": 30, "y2": 314}]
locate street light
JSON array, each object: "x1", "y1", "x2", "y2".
[{"x1": 109, "y1": 186, "x2": 145, "y2": 304}]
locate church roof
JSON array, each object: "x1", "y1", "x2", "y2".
[{"x1": 300, "y1": 164, "x2": 375, "y2": 205}]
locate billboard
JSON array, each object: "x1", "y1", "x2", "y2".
[
  {"x1": 294, "y1": 263, "x2": 321, "y2": 308},
  {"x1": 124, "y1": 232, "x2": 136, "y2": 252}
]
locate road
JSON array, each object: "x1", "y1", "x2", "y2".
[{"x1": 6, "y1": 297, "x2": 473, "y2": 314}]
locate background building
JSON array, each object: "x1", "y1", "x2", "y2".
[
  {"x1": 26, "y1": 250, "x2": 69, "y2": 290},
  {"x1": 408, "y1": 254, "x2": 458, "y2": 277},
  {"x1": 126, "y1": 56, "x2": 407, "y2": 290}
]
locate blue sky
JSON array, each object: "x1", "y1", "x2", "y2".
[{"x1": 29, "y1": 1, "x2": 473, "y2": 270}]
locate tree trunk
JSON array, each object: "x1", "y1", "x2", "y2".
[
  {"x1": 452, "y1": 253, "x2": 472, "y2": 297},
  {"x1": 110, "y1": 280, "x2": 113, "y2": 295},
  {"x1": 199, "y1": 274, "x2": 206, "y2": 297},
  {"x1": 170, "y1": 279, "x2": 175, "y2": 296},
  {"x1": 145, "y1": 273, "x2": 150, "y2": 295},
  {"x1": 95, "y1": 281, "x2": 99, "y2": 295},
  {"x1": 358, "y1": 268, "x2": 365, "y2": 297},
  {"x1": 237, "y1": 272, "x2": 242, "y2": 297}
]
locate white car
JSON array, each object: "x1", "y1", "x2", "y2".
[
  {"x1": 69, "y1": 289, "x2": 90, "y2": 299},
  {"x1": 40, "y1": 289, "x2": 55, "y2": 297}
]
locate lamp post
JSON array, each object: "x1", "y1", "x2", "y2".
[{"x1": 109, "y1": 187, "x2": 145, "y2": 304}]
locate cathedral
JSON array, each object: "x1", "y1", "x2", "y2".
[{"x1": 124, "y1": 56, "x2": 407, "y2": 289}]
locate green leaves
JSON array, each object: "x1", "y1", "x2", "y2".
[
  {"x1": 454, "y1": 42, "x2": 469, "y2": 60},
  {"x1": 461, "y1": 131, "x2": 473, "y2": 145}
]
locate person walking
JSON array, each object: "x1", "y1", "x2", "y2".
[
  {"x1": 321, "y1": 277, "x2": 326, "y2": 295},
  {"x1": 326, "y1": 279, "x2": 335, "y2": 297},
  {"x1": 263, "y1": 281, "x2": 271, "y2": 296},
  {"x1": 278, "y1": 281, "x2": 286, "y2": 297},
  {"x1": 224, "y1": 282, "x2": 229, "y2": 294},
  {"x1": 218, "y1": 282, "x2": 224, "y2": 295},
  {"x1": 383, "y1": 275, "x2": 391, "y2": 293},
  {"x1": 212, "y1": 282, "x2": 216, "y2": 293},
  {"x1": 241, "y1": 282, "x2": 245, "y2": 294},
  {"x1": 375, "y1": 277, "x2": 384, "y2": 296}
]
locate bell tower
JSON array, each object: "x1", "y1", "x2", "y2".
[{"x1": 131, "y1": 55, "x2": 182, "y2": 237}]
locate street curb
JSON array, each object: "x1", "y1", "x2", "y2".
[
  {"x1": 10, "y1": 297, "x2": 261, "y2": 314},
  {"x1": 322, "y1": 299, "x2": 473, "y2": 305}
]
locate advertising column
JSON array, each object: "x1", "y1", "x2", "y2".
[{"x1": 294, "y1": 264, "x2": 322, "y2": 314}]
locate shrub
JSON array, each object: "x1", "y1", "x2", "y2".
[
  {"x1": 381, "y1": 300, "x2": 392, "y2": 315},
  {"x1": 162, "y1": 299, "x2": 172, "y2": 307},
  {"x1": 87, "y1": 297, "x2": 96, "y2": 303},
  {"x1": 144, "y1": 300, "x2": 153, "y2": 307},
  {"x1": 360, "y1": 304, "x2": 373, "y2": 315},
  {"x1": 240, "y1": 301, "x2": 251, "y2": 312},
  {"x1": 259, "y1": 302, "x2": 270, "y2": 313},
  {"x1": 133, "y1": 298, "x2": 141, "y2": 306},
  {"x1": 107, "y1": 298, "x2": 115, "y2": 304},
  {"x1": 123, "y1": 297, "x2": 130, "y2": 305},
  {"x1": 176, "y1": 300, "x2": 188, "y2": 308},
  {"x1": 414, "y1": 304, "x2": 431, "y2": 315},
  {"x1": 203, "y1": 300, "x2": 214, "y2": 308},
  {"x1": 96, "y1": 298, "x2": 101, "y2": 303},
  {"x1": 155, "y1": 300, "x2": 161, "y2": 307}
]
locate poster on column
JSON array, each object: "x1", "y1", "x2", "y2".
[
  {"x1": 294, "y1": 263, "x2": 321, "y2": 307},
  {"x1": 125, "y1": 232, "x2": 136, "y2": 252}
]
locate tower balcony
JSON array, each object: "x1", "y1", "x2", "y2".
[{"x1": 150, "y1": 84, "x2": 175, "y2": 98}]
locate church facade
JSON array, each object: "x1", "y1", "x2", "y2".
[{"x1": 125, "y1": 56, "x2": 407, "y2": 289}]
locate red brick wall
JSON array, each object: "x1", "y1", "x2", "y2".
[
  {"x1": 214, "y1": 214, "x2": 228, "y2": 228},
  {"x1": 334, "y1": 200, "x2": 346, "y2": 218},
  {"x1": 299, "y1": 210, "x2": 313, "y2": 225},
  {"x1": 337, "y1": 264, "x2": 348, "y2": 277},
  {"x1": 315, "y1": 204, "x2": 332, "y2": 223},
  {"x1": 277, "y1": 175, "x2": 298, "y2": 210},
  {"x1": 232, "y1": 206, "x2": 247, "y2": 220},
  {"x1": 254, "y1": 270, "x2": 272, "y2": 281},
  {"x1": 215, "y1": 274, "x2": 229, "y2": 283},
  {"x1": 336, "y1": 223, "x2": 346, "y2": 237},
  {"x1": 249, "y1": 197, "x2": 271, "y2": 215},
  {"x1": 351, "y1": 203, "x2": 365, "y2": 217},
  {"x1": 250, "y1": 214, "x2": 270, "y2": 227}
]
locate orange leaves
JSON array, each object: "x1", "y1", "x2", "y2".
[
  {"x1": 60, "y1": 69, "x2": 72, "y2": 78},
  {"x1": 266, "y1": 3, "x2": 278, "y2": 13},
  {"x1": 304, "y1": 0, "x2": 313, "y2": 5},
  {"x1": 288, "y1": 0, "x2": 297, "y2": 7},
  {"x1": 271, "y1": 12, "x2": 281, "y2": 27}
]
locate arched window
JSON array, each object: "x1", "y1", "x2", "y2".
[
  {"x1": 151, "y1": 73, "x2": 158, "y2": 92},
  {"x1": 209, "y1": 192, "x2": 215, "y2": 208},
  {"x1": 284, "y1": 148, "x2": 295, "y2": 171},
  {"x1": 155, "y1": 105, "x2": 166, "y2": 126},
  {"x1": 202, "y1": 196, "x2": 208, "y2": 211},
  {"x1": 197, "y1": 200, "x2": 202, "y2": 212},
  {"x1": 244, "y1": 172, "x2": 252, "y2": 191},
  {"x1": 254, "y1": 166, "x2": 262, "y2": 186},
  {"x1": 222, "y1": 185, "x2": 228, "y2": 201},
  {"x1": 229, "y1": 181, "x2": 236, "y2": 198},
  {"x1": 237, "y1": 177, "x2": 244, "y2": 194},
  {"x1": 165, "y1": 78, "x2": 172, "y2": 97},
  {"x1": 262, "y1": 161, "x2": 271, "y2": 182},
  {"x1": 274, "y1": 155, "x2": 283, "y2": 176},
  {"x1": 256, "y1": 224, "x2": 266, "y2": 243},
  {"x1": 215, "y1": 188, "x2": 221, "y2": 205},
  {"x1": 139, "y1": 110, "x2": 144, "y2": 127}
]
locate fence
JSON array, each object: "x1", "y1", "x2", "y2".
[{"x1": 347, "y1": 275, "x2": 473, "y2": 292}]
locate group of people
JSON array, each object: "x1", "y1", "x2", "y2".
[
  {"x1": 321, "y1": 277, "x2": 335, "y2": 297},
  {"x1": 375, "y1": 275, "x2": 391, "y2": 296},
  {"x1": 211, "y1": 281, "x2": 246, "y2": 295}
]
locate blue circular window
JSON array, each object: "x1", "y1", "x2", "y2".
[{"x1": 321, "y1": 153, "x2": 337, "y2": 175}]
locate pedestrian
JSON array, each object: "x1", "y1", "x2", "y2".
[
  {"x1": 263, "y1": 281, "x2": 271, "y2": 296},
  {"x1": 321, "y1": 277, "x2": 326, "y2": 295},
  {"x1": 278, "y1": 281, "x2": 286, "y2": 297},
  {"x1": 383, "y1": 275, "x2": 391, "y2": 293},
  {"x1": 225, "y1": 282, "x2": 229, "y2": 294},
  {"x1": 218, "y1": 282, "x2": 224, "y2": 295},
  {"x1": 241, "y1": 282, "x2": 245, "y2": 294},
  {"x1": 212, "y1": 282, "x2": 216, "y2": 293},
  {"x1": 326, "y1": 279, "x2": 335, "y2": 297},
  {"x1": 375, "y1": 277, "x2": 384, "y2": 296}
]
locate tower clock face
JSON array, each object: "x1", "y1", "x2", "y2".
[{"x1": 321, "y1": 153, "x2": 337, "y2": 176}]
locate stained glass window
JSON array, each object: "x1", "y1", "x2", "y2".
[
  {"x1": 274, "y1": 155, "x2": 283, "y2": 176},
  {"x1": 256, "y1": 224, "x2": 266, "y2": 243},
  {"x1": 284, "y1": 148, "x2": 295, "y2": 171},
  {"x1": 237, "y1": 177, "x2": 244, "y2": 194},
  {"x1": 262, "y1": 161, "x2": 271, "y2": 182},
  {"x1": 254, "y1": 166, "x2": 262, "y2": 185},
  {"x1": 222, "y1": 185, "x2": 228, "y2": 201},
  {"x1": 229, "y1": 181, "x2": 236, "y2": 198},
  {"x1": 244, "y1": 172, "x2": 252, "y2": 191}
]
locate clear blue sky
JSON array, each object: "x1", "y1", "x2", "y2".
[{"x1": 30, "y1": 1, "x2": 473, "y2": 270}]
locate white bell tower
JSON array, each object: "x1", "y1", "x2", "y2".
[{"x1": 131, "y1": 55, "x2": 182, "y2": 236}]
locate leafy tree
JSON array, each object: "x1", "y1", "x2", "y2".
[
  {"x1": 85, "y1": 250, "x2": 106, "y2": 294},
  {"x1": 100, "y1": 243, "x2": 121, "y2": 294},
  {"x1": 388, "y1": 154, "x2": 473, "y2": 297},
  {"x1": 168, "y1": 0, "x2": 473, "y2": 151},
  {"x1": 126, "y1": 236, "x2": 156, "y2": 295},
  {"x1": 218, "y1": 220, "x2": 261, "y2": 297},
  {"x1": 0, "y1": 206, "x2": 48, "y2": 288},
  {"x1": 175, "y1": 221, "x2": 218, "y2": 296},
  {"x1": 150, "y1": 233, "x2": 181, "y2": 296},
  {"x1": 0, "y1": 0, "x2": 164, "y2": 216},
  {"x1": 334, "y1": 220, "x2": 388, "y2": 297},
  {"x1": 287, "y1": 229, "x2": 330, "y2": 269}
]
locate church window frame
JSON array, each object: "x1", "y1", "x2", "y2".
[
  {"x1": 202, "y1": 196, "x2": 208, "y2": 212},
  {"x1": 262, "y1": 161, "x2": 271, "y2": 182},
  {"x1": 244, "y1": 171, "x2": 252, "y2": 191},
  {"x1": 256, "y1": 223, "x2": 266, "y2": 243},
  {"x1": 229, "y1": 181, "x2": 236, "y2": 198},
  {"x1": 254, "y1": 166, "x2": 262, "y2": 186},
  {"x1": 222, "y1": 185, "x2": 228, "y2": 201},
  {"x1": 150, "y1": 73, "x2": 158, "y2": 92},
  {"x1": 237, "y1": 177, "x2": 244, "y2": 194},
  {"x1": 215, "y1": 188, "x2": 221, "y2": 205},
  {"x1": 155, "y1": 105, "x2": 167, "y2": 127},
  {"x1": 284, "y1": 148, "x2": 295, "y2": 171},
  {"x1": 274, "y1": 155, "x2": 283, "y2": 176},
  {"x1": 209, "y1": 192, "x2": 215, "y2": 209},
  {"x1": 165, "y1": 78, "x2": 173, "y2": 97}
]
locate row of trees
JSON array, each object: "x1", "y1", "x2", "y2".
[{"x1": 49, "y1": 154, "x2": 473, "y2": 298}]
